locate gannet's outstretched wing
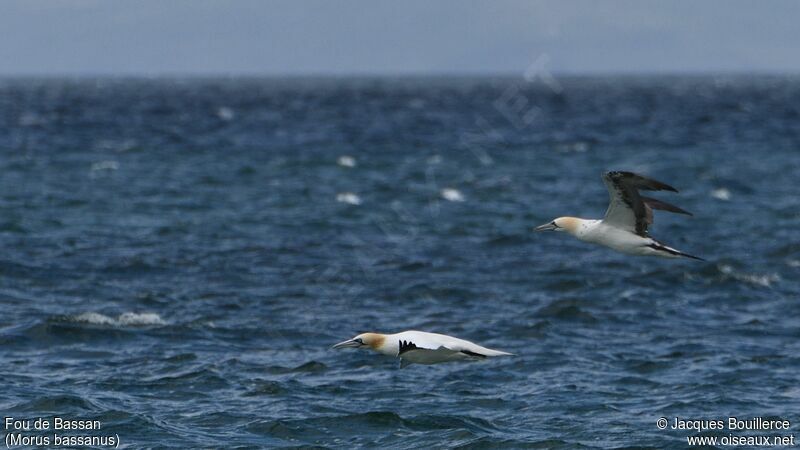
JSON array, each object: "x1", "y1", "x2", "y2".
[
  {"x1": 397, "y1": 342, "x2": 462, "y2": 368},
  {"x1": 602, "y1": 171, "x2": 691, "y2": 237},
  {"x1": 395, "y1": 331, "x2": 511, "y2": 368}
]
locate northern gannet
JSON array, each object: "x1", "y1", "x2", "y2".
[
  {"x1": 535, "y1": 171, "x2": 703, "y2": 260},
  {"x1": 332, "y1": 331, "x2": 512, "y2": 368}
]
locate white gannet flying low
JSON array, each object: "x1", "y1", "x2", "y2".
[
  {"x1": 332, "y1": 331, "x2": 512, "y2": 368},
  {"x1": 535, "y1": 171, "x2": 703, "y2": 260}
]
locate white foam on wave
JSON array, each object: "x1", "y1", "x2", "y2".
[
  {"x1": 555, "y1": 141, "x2": 589, "y2": 153},
  {"x1": 440, "y1": 188, "x2": 465, "y2": 202},
  {"x1": 711, "y1": 188, "x2": 731, "y2": 201},
  {"x1": 719, "y1": 264, "x2": 780, "y2": 288},
  {"x1": 336, "y1": 192, "x2": 362, "y2": 205},
  {"x1": 216, "y1": 106, "x2": 235, "y2": 121},
  {"x1": 72, "y1": 312, "x2": 166, "y2": 326},
  {"x1": 337, "y1": 155, "x2": 357, "y2": 168},
  {"x1": 117, "y1": 312, "x2": 166, "y2": 325},
  {"x1": 90, "y1": 160, "x2": 119, "y2": 172},
  {"x1": 95, "y1": 139, "x2": 138, "y2": 152},
  {"x1": 73, "y1": 312, "x2": 116, "y2": 325}
]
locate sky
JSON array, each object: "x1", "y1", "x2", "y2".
[{"x1": 1, "y1": 0, "x2": 799, "y2": 76}]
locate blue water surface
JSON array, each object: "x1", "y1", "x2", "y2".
[{"x1": 1, "y1": 76, "x2": 799, "y2": 449}]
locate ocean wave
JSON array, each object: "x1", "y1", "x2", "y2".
[
  {"x1": 710, "y1": 187, "x2": 732, "y2": 201},
  {"x1": 536, "y1": 298, "x2": 598, "y2": 322},
  {"x1": 9, "y1": 395, "x2": 101, "y2": 414},
  {"x1": 685, "y1": 263, "x2": 782, "y2": 288},
  {"x1": 336, "y1": 192, "x2": 362, "y2": 205},
  {"x1": 216, "y1": 106, "x2": 235, "y2": 121},
  {"x1": 337, "y1": 155, "x2": 357, "y2": 167},
  {"x1": 246, "y1": 411, "x2": 499, "y2": 441},
  {"x1": 718, "y1": 264, "x2": 780, "y2": 288},
  {"x1": 244, "y1": 380, "x2": 286, "y2": 396},
  {"x1": 89, "y1": 160, "x2": 120, "y2": 172},
  {"x1": 440, "y1": 188, "x2": 466, "y2": 202},
  {"x1": 265, "y1": 361, "x2": 328, "y2": 375},
  {"x1": 71, "y1": 312, "x2": 167, "y2": 327}
]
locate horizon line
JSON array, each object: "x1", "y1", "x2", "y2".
[{"x1": 1, "y1": 69, "x2": 800, "y2": 79}]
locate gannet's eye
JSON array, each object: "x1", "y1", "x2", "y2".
[{"x1": 354, "y1": 338, "x2": 364, "y2": 344}]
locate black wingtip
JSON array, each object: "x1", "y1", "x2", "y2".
[
  {"x1": 607, "y1": 171, "x2": 679, "y2": 192},
  {"x1": 641, "y1": 197, "x2": 692, "y2": 215},
  {"x1": 398, "y1": 340, "x2": 418, "y2": 356},
  {"x1": 647, "y1": 179, "x2": 679, "y2": 193}
]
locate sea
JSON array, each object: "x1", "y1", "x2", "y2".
[{"x1": 1, "y1": 75, "x2": 799, "y2": 449}]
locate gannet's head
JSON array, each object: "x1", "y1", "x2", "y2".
[
  {"x1": 534, "y1": 217, "x2": 581, "y2": 235},
  {"x1": 331, "y1": 332, "x2": 386, "y2": 351}
]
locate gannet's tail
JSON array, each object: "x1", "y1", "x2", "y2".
[{"x1": 649, "y1": 241, "x2": 705, "y2": 261}]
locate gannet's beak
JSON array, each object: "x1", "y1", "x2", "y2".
[
  {"x1": 534, "y1": 222, "x2": 557, "y2": 232},
  {"x1": 332, "y1": 339, "x2": 361, "y2": 349}
]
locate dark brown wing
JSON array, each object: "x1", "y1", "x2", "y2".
[{"x1": 602, "y1": 171, "x2": 687, "y2": 237}]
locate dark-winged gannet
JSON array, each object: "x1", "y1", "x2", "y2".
[
  {"x1": 535, "y1": 171, "x2": 703, "y2": 260},
  {"x1": 332, "y1": 331, "x2": 512, "y2": 368}
]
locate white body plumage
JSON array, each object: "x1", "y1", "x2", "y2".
[{"x1": 571, "y1": 219, "x2": 683, "y2": 258}]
